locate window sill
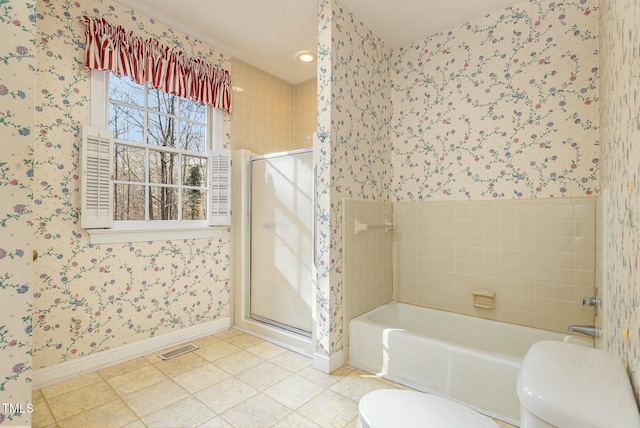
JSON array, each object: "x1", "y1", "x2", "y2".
[{"x1": 87, "y1": 226, "x2": 226, "y2": 245}]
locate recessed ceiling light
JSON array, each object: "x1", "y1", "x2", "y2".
[{"x1": 295, "y1": 51, "x2": 316, "y2": 63}]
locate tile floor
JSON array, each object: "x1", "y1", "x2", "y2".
[{"x1": 33, "y1": 328, "x2": 517, "y2": 428}]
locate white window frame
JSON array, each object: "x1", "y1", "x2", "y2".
[{"x1": 86, "y1": 70, "x2": 229, "y2": 244}]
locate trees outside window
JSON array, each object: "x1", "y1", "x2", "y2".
[{"x1": 108, "y1": 74, "x2": 209, "y2": 222}]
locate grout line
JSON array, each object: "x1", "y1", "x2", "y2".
[{"x1": 33, "y1": 331, "x2": 523, "y2": 428}]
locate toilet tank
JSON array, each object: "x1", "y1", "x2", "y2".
[{"x1": 517, "y1": 341, "x2": 640, "y2": 428}]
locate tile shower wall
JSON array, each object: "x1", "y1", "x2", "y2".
[
  {"x1": 294, "y1": 79, "x2": 318, "y2": 150},
  {"x1": 231, "y1": 59, "x2": 294, "y2": 154},
  {"x1": 32, "y1": 0, "x2": 232, "y2": 370},
  {"x1": 394, "y1": 198, "x2": 595, "y2": 332},
  {"x1": 0, "y1": 1, "x2": 35, "y2": 425},
  {"x1": 231, "y1": 59, "x2": 316, "y2": 155},
  {"x1": 342, "y1": 199, "x2": 393, "y2": 345},
  {"x1": 599, "y1": 0, "x2": 640, "y2": 397}
]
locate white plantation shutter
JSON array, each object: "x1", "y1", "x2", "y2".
[
  {"x1": 209, "y1": 150, "x2": 231, "y2": 226},
  {"x1": 80, "y1": 126, "x2": 114, "y2": 229}
]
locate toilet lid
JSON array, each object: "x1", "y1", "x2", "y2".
[{"x1": 358, "y1": 390, "x2": 499, "y2": 428}]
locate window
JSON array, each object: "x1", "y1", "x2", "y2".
[{"x1": 83, "y1": 70, "x2": 230, "y2": 244}]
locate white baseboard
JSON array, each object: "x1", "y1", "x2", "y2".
[
  {"x1": 32, "y1": 317, "x2": 230, "y2": 390},
  {"x1": 313, "y1": 348, "x2": 347, "y2": 374}
]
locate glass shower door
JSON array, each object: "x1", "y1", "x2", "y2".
[{"x1": 250, "y1": 149, "x2": 313, "y2": 336}]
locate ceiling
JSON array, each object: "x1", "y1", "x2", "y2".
[{"x1": 114, "y1": 0, "x2": 524, "y2": 85}]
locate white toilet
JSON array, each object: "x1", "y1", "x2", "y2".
[
  {"x1": 517, "y1": 340, "x2": 640, "y2": 427},
  {"x1": 356, "y1": 389, "x2": 499, "y2": 428}
]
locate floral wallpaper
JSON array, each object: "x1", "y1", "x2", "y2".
[
  {"x1": 31, "y1": 0, "x2": 232, "y2": 369},
  {"x1": 0, "y1": 0, "x2": 35, "y2": 425},
  {"x1": 391, "y1": 0, "x2": 599, "y2": 201},
  {"x1": 315, "y1": 0, "x2": 333, "y2": 356},
  {"x1": 599, "y1": 0, "x2": 640, "y2": 400},
  {"x1": 317, "y1": 0, "x2": 392, "y2": 355}
]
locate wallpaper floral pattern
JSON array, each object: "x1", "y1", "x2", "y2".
[
  {"x1": 391, "y1": 0, "x2": 600, "y2": 201},
  {"x1": 0, "y1": 0, "x2": 35, "y2": 425},
  {"x1": 599, "y1": 0, "x2": 640, "y2": 399},
  {"x1": 315, "y1": 0, "x2": 333, "y2": 356},
  {"x1": 317, "y1": 0, "x2": 392, "y2": 355},
  {"x1": 31, "y1": 0, "x2": 232, "y2": 369}
]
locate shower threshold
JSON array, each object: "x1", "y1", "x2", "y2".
[{"x1": 250, "y1": 314, "x2": 312, "y2": 339}]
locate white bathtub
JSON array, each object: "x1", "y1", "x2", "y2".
[{"x1": 348, "y1": 302, "x2": 592, "y2": 425}]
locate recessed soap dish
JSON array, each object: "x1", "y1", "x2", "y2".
[{"x1": 473, "y1": 290, "x2": 496, "y2": 309}]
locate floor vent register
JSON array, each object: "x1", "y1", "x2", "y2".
[{"x1": 157, "y1": 343, "x2": 199, "y2": 360}]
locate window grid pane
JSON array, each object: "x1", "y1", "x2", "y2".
[
  {"x1": 114, "y1": 145, "x2": 145, "y2": 182},
  {"x1": 150, "y1": 186, "x2": 178, "y2": 220},
  {"x1": 114, "y1": 184, "x2": 145, "y2": 221},
  {"x1": 108, "y1": 73, "x2": 213, "y2": 222}
]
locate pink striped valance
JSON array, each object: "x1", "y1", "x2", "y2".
[{"x1": 82, "y1": 16, "x2": 232, "y2": 114}]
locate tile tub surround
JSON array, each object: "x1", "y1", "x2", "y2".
[
  {"x1": 394, "y1": 197, "x2": 595, "y2": 333},
  {"x1": 32, "y1": 328, "x2": 517, "y2": 428},
  {"x1": 342, "y1": 199, "x2": 394, "y2": 329}
]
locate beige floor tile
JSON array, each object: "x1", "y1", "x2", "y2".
[
  {"x1": 297, "y1": 390, "x2": 358, "y2": 428},
  {"x1": 269, "y1": 349, "x2": 312, "y2": 372},
  {"x1": 197, "y1": 416, "x2": 232, "y2": 427},
  {"x1": 36, "y1": 333, "x2": 426, "y2": 428},
  {"x1": 32, "y1": 398, "x2": 56, "y2": 428},
  {"x1": 296, "y1": 366, "x2": 350, "y2": 389},
  {"x1": 264, "y1": 374, "x2": 325, "y2": 409},
  {"x1": 57, "y1": 398, "x2": 136, "y2": 428},
  {"x1": 328, "y1": 370, "x2": 389, "y2": 401},
  {"x1": 195, "y1": 341, "x2": 241, "y2": 362},
  {"x1": 33, "y1": 389, "x2": 45, "y2": 403},
  {"x1": 245, "y1": 340, "x2": 287, "y2": 359},
  {"x1": 214, "y1": 349, "x2": 264, "y2": 375},
  {"x1": 122, "y1": 378, "x2": 188, "y2": 417},
  {"x1": 226, "y1": 332, "x2": 265, "y2": 349},
  {"x1": 98, "y1": 357, "x2": 149, "y2": 380},
  {"x1": 47, "y1": 381, "x2": 118, "y2": 421},
  {"x1": 222, "y1": 393, "x2": 291, "y2": 427},
  {"x1": 344, "y1": 415, "x2": 359, "y2": 428},
  {"x1": 333, "y1": 365, "x2": 356, "y2": 377},
  {"x1": 106, "y1": 364, "x2": 168, "y2": 396},
  {"x1": 154, "y1": 350, "x2": 208, "y2": 377},
  {"x1": 119, "y1": 419, "x2": 146, "y2": 428},
  {"x1": 142, "y1": 396, "x2": 216, "y2": 428},
  {"x1": 272, "y1": 412, "x2": 320, "y2": 428},
  {"x1": 214, "y1": 328, "x2": 243, "y2": 340},
  {"x1": 194, "y1": 377, "x2": 257, "y2": 414},
  {"x1": 41, "y1": 372, "x2": 103, "y2": 399},
  {"x1": 173, "y1": 362, "x2": 231, "y2": 393},
  {"x1": 191, "y1": 334, "x2": 222, "y2": 347},
  {"x1": 236, "y1": 361, "x2": 290, "y2": 391}
]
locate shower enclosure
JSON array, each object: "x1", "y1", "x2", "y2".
[{"x1": 232, "y1": 148, "x2": 315, "y2": 354}]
